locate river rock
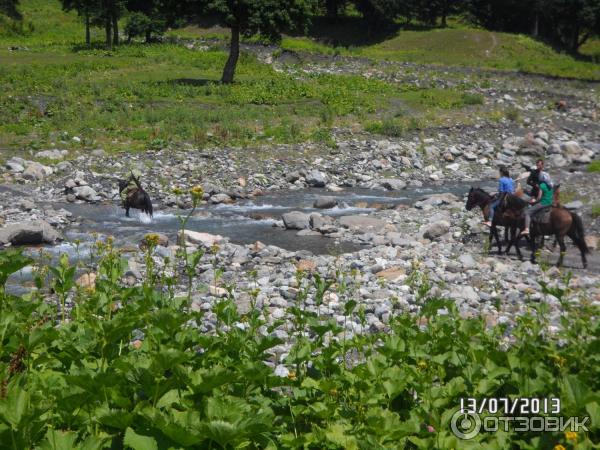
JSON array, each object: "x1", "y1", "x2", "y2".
[
  {"x1": 22, "y1": 162, "x2": 50, "y2": 181},
  {"x1": 339, "y1": 215, "x2": 386, "y2": 232},
  {"x1": 378, "y1": 178, "x2": 407, "y2": 190},
  {"x1": 0, "y1": 220, "x2": 62, "y2": 246},
  {"x1": 375, "y1": 267, "x2": 405, "y2": 282},
  {"x1": 306, "y1": 170, "x2": 327, "y2": 187},
  {"x1": 313, "y1": 196, "x2": 338, "y2": 209},
  {"x1": 72, "y1": 185, "x2": 100, "y2": 202},
  {"x1": 210, "y1": 193, "x2": 233, "y2": 204},
  {"x1": 309, "y1": 213, "x2": 334, "y2": 230},
  {"x1": 36, "y1": 149, "x2": 67, "y2": 160},
  {"x1": 5, "y1": 161, "x2": 24, "y2": 172},
  {"x1": 450, "y1": 285, "x2": 480, "y2": 303},
  {"x1": 181, "y1": 230, "x2": 223, "y2": 247},
  {"x1": 76, "y1": 273, "x2": 97, "y2": 290},
  {"x1": 297, "y1": 259, "x2": 317, "y2": 272},
  {"x1": 564, "y1": 200, "x2": 583, "y2": 210},
  {"x1": 282, "y1": 211, "x2": 310, "y2": 230},
  {"x1": 561, "y1": 141, "x2": 583, "y2": 157},
  {"x1": 458, "y1": 253, "x2": 477, "y2": 269},
  {"x1": 422, "y1": 220, "x2": 450, "y2": 240}
]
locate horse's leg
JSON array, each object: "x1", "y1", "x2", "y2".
[
  {"x1": 514, "y1": 227, "x2": 523, "y2": 260},
  {"x1": 556, "y1": 234, "x2": 567, "y2": 267},
  {"x1": 505, "y1": 226, "x2": 513, "y2": 255},
  {"x1": 530, "y1": 231, "x2": 537, "y2": 264},
  {"x1": 125, "y1": 203, "x2": 130, "y2": 217},
  {"x1": 492, "y1": 225, "x2": 502, "y2": 254}
]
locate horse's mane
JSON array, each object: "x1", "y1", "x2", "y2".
[
  {"x1": 503, "y1": 193, "x2": 529, "y2": 210},
  {"x1": 473, "y1": 187, "x2": 493, "y2": 199}
]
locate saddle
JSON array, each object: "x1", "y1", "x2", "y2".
[{"x1": 531, "y1": 206, "x2": 552, "y2": 225}]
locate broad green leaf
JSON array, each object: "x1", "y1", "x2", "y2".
[
  {"x1": 123, "y1": 427, "x2": 158, "y2": 450},
  {"x1": 38, "y1": 429, "x2": 77, "y2": 450}
]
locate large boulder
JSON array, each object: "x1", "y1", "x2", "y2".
[
  {"x1": 72, "y1": 185, "x2": 100, "y2": 202},
  {"x1": 339, "y1": 215, "x2": 386, "y2": 232},
  {"x1": 422, "y1": 220, "x2": 450, "y2": 240},
  {"x1": 306, "y1": 170, "x2": 328, "y2": 187},
  {"x1": 5, "y1": 160, "x2": 24, "y2": 173},
  {"x1": 282, "y1": 211, "x2": 310, "y2": 230},
  {"x1": 561, "y1": 141, "x2": 583, "y2": 157},
  {"x1": 313, "y1": 196, "x2": 338, "y2": 209},
  {"x1": 0, "y1": 220, "x2": 62, "y2": 246}
]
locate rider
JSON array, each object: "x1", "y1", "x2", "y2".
[
  {"x1": 483, "y1": 166, "x2": 514, "y2": 227},
  {"x1": 520, "y1": 173, "x2": 553, "y2": 236},
  {"x1": 120, "y1": 169, "x2": 142, "y2": 205}
]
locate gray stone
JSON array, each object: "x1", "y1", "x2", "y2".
[
  {"x1": 564, "y1": 200, "x2": 583, "y2": 210},
  {"x1": 210, "y1": 193, "x2": 233, "y2": 204},
  {"x1": 561, "y1": 141, "x2": 582, "y2": 157},
  {"x1": 72, "y1": 185, "x2": 100, "y2": 202},
  {"x1": 450, "y1": 286, "x2": 480, "y2": 303},
  {"x1": 309, "y1": 213, "x2": 334, "y2": 230},
  {"x1": 313, "y1": 196, "x2": 338, "y2": 209},
  {"x1": 458, "y1": 253, "x2": 477, "y2": 269},
  {"x1": 339, "y1": 215, "x2": 386, "y2": 232},
  {"x1": 0, "y1": 220, "x2": 62, "y2": 246},
  {"x1": 306, "y1": 170, "x2": 328, "y2": 187},
  {"x1": 282, "y1": 211, "x2": 310, "y2": 230},
  {"x1": 5, "y1": 161, "x2": 24, "y2": 172},
  {"x1": 285, "y1": 171, "x2": 301, "y2": 183},
  {"x1": 22, "y1": 162, "x2": 50, "y2": 181},
  {"x1": 422, "y1": 221, "x2": 450, "y2": 240},
  {"x1": 378, "y1": 178, "x2": 407, "y2": 191},
  {"x1": 36, "y1": 149, "x2": 67, "y2": 160}
]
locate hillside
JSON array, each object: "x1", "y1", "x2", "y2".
[{"x1": 2, "y1": 0, "x2": 600, "y2": 80}]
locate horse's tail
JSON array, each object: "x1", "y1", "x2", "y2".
[
  {"x1": 570, "y1": 212, "x2": 589, "y2": 254},
  {"x1": 143, "y1": 192, "x2": 153, "y2": 217}
]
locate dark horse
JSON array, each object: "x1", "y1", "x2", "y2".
[
  {"x1": 501, "y1": 194, "x2": 589, "y2": 268},
  {"x1": 465, "y1": 187, "x2": 525, "y2": 258},
  {"x1": 118, "y1": 180, "x2": 153, "y2": 218}
]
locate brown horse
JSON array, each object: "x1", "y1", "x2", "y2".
[
  {"x1": 118, "y1": 180, "x2": 153, "y2": 218},
  {"x1": 465, "y1": 187, "x2": 524, "y2": 258},
  {"x1": 501, "y1": 194, "x2": 589, "y2": 268}
]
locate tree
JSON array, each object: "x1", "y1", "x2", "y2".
[
  {"x1": 351, "y1": 0, "x2": 400, "y2": 35},
  {"x1": 61, "y1": 0, "x2": 125, "y2": 48},
  {"x1": 0, "y1": 0, "x2": 21, "y2": 20},
  {"x1": 542, "y1": 0, "x2": 600, "y2": 53},
  {"x1": 199, "y1": 0, "x2": 316, "y2": 84}
]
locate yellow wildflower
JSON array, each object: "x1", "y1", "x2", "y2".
[
  {"x1": 172, "y1": 186, "x2": 183, "y2": 195},
  {"x1": 190, "y1": 185, "x2": 204, "y2": 198},
  {"x1": 565, "y1": 431, "x2": 577, "y2": 441},
  {"x1": 417, "y1": 360, "x2": 427, "y2": 370},
  {"x1": 287, "y1": 370, "x2": 297, "y2": 381},
  {"x1": 144, "y1": 233, "x2": 160, "y2": 247},
  {"x1": 554, "y1": 445, "x2": 566, "y2": 450}
]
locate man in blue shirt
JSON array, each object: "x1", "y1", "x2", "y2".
[{"x1": 483, "y1": 166, "x2": 515, "y2": 227}]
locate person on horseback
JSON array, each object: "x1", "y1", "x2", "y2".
[
  {"x1": 521, "y1": 173, "x2": 553, "y2": 236},
  {"x1": 120, "y1": 169, "x2": 142, "y2": 206},
  {"x1": 483, "y1": 166, "x2": 514, "y2": 227}
]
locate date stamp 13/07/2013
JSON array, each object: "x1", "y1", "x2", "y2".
[{"x1": 460, "y1": 397, "x2": 561, "y2": 415}]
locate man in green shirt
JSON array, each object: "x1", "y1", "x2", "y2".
[
  {"x1": 521, "y1": 180, "x2": 553, "y2": 236},
  {"x1": 120, "y1": 169, "x2": 142, "y2": 205}
]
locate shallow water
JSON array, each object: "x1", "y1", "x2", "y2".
[{"x1": 58, "y1": 183, "x2": 478, "y2": 255}]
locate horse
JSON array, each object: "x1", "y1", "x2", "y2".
[
  {"x1": 501, "y1": 194, "x2": 589, "y2": 268},
  {"x1": 118, "y1": 179, "x2": 153, "y2": 218},
  {"x1": 465, "y1": 187, "x2": 524, "y2": 259}
]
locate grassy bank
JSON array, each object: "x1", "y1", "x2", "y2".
[{"x1": 0, "y1": 234, "x2": 599, "y2": 449}]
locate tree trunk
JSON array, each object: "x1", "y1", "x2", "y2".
[
  {"x1": 112, "y1": 14, "x2": 119, "y2": 46},
  {"x1": 441, "y1": 0, "x2": 448, "y2": 27},
  {"x1": 532, "y1": 10, "x2": 539, "y2": 36},
  {"x1": 221, "y1": 25, "x2": 240, "y2": 84},
  {"x1": 145, "y1": 29, "x2": 151, "y2": 43},
  {"x1": 85, "y1": 13, "x2": 90, "y2": 46},
  {"x1": 105, "y1": 18, "x2": 112, "y2": 49},
  {"x1": 326, "y1": 0, "x2": 338, "y2": 20}
]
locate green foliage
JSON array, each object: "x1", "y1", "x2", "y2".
[
  {"x1": 0, "y1": 246, "x2": 599, "y2": 448},
  {"x1": 592, "y1": 204, "x2": 600, "y2": 218},
  {"x1": 588, "y1": 160, "x2": 600, "y2": 173}
]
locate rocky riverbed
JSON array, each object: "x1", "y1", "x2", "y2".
[{"x1": 1, "y1": 53, "x2": 599, "y2": 357}]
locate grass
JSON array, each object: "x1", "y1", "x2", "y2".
[
  {"x1": 592, "y1": 205, "x2": 600, "y2": 218},
  {"x1": 588, "y1": 161, "x2": 600, "y2": 173}
]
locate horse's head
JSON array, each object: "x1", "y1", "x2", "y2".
[
  {"x1": 118, "y1": 179, "x2": 127, "y2": 193},
  {"x1": 466, "y1": 187, "x2": 488, "y2": 211}
]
